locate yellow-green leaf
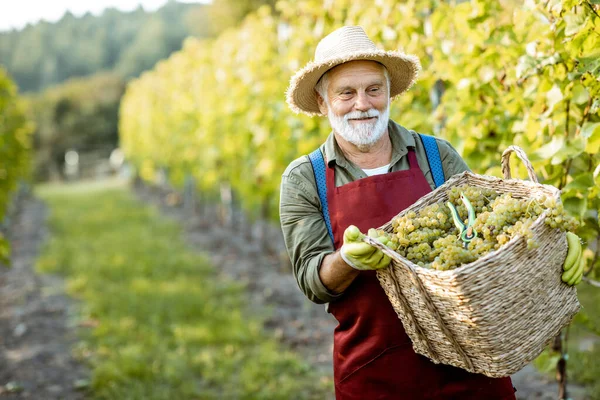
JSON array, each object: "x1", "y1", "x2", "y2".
[
  {"x1": 564, "y1": 173, "x2": 595, "y2": 191},
  {"x1": 545, "y1": 85, "x2": 564, "y2": 112},
  {"x1": 533, "y1": 137, "x2": 565, "y2": 160},
  {"x1": 585, "y1": 124, "x2": 600, "y2": 153},
  {"x1": 571, "y1": 83, "x2": 590, "y2": 105},
  {"x1": 582, "y1": 122, "x2": 600, "y2": 139},
  {"x1": 563, "y1": 196, "x2": 587, "y2": 218}
]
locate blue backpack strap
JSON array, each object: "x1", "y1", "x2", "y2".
[
  {"x1": 419, "y1": 133, "x2": 445, "y2": 188},
  {"x1": 308, "y1": 148, "x2": 334, "y2": 245}
]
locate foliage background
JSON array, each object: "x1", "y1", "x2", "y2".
[
  {"x1": 1, "y1": 0, "x2": 600, "y2": 396},
  {"x1": 119, "y1": 2, "x2": 600, "y2": 394},
  {"x1": 120, "y1": 0, "x2": 599, "y2": 249}
]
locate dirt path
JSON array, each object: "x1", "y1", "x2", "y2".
[{"x1": 0, "y1": 195, "x2": 87, "y2": 399}]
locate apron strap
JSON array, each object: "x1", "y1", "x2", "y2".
[
  {"x1": 419, "y1": 133, "x2": 445, "y2": 188},
  {"x1": 308, "y1": 148, "x2": 334, "y2": 245}
]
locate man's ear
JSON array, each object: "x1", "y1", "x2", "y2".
[{"x1": 316, "y1": 91, "x2": 328, "y2": 115}]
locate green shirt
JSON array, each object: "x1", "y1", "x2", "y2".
[{"x1": 279, "y1": 120, "x2": 470, "y2": 304}]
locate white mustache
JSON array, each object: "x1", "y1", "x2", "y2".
[{"x1": 344, "y1": 109, "x2": 380, "y2": 121}]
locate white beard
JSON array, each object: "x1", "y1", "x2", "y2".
[{"x1": 328, "y1": 102, "x2": 390, "y2": 148}]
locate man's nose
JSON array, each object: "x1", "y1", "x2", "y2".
[{"x1": 354, "y1": 91, "x2": 371, "y2": 111}]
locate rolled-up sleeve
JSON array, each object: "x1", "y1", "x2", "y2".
[{"x1": 279, "y1": 167, "x2": 343, "y2": 304}]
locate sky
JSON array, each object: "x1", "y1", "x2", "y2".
[{"x1": 0, "y1": 0, "x2": 207, "y2": 32}]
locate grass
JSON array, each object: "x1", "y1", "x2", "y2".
[{"x1": 35, "y1": 181, "x2": 330, "y2": 400}]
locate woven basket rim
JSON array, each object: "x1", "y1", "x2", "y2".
[{"x1": 376, "y1": 170, "x2": 562, "y2": 274}]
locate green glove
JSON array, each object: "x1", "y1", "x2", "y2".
[
  {"x1": 562, "y1": 232, "x2": 584, "y2": 286},
  {"x1": 340, "y1": 225, "x2": 391, "y2": 271}
]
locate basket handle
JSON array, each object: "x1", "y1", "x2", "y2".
[
  {"x1": 363, "y1": 236, "x2": 475, "y2": 372},
  {"x1": 501, "y1": 145, "x2": 538, "y2": 183}
]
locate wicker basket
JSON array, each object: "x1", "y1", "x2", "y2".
[{"x1": 363, "y1": 146, "x2": 581, "y2": 378}]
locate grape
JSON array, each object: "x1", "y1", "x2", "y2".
[{"x1": 375, "y1": 185, "x2": 580, "y2": 271}]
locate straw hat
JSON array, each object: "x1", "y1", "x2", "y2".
[{"x1": 286, "y1": 26, "x2": 421, "y2": 116}]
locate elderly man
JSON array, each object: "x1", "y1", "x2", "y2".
[{"x1": 279, "y1": 26, "x2": 582, "y2": 399}]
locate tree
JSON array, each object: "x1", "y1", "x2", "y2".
[{"x1": 0, "y1": 1, "x2": 209, "y2": 92}]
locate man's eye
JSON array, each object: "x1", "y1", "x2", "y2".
[{"x1": 370, "y1": 87, "x2": 380, "y2": 92}]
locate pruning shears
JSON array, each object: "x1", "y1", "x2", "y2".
[{"x1": 446, "y1": 193, "x2": 477, "y2": 248}]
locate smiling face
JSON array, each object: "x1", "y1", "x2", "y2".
[{"x1": 316, "y1": 60, "x2": 390, "y2": 148}]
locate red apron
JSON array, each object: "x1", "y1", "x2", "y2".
[{"x1": 326, "y1": 150, "x2": 516, "y2": 400}]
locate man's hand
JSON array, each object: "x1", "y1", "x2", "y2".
[
  {"x1": 562, "y1": 232, "x2": 584, "y2": 286},
  {"x1": 340, "y1": 225, "x2": 391, "y2": 271}
]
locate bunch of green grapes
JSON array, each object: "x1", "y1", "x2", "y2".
[{"x1": 378, "y1": 185, "x2": 579, "y2": 271}]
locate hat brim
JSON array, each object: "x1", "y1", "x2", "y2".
[{"x1": 286, "y1": 50, "x2": 421, "y2": 116}]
